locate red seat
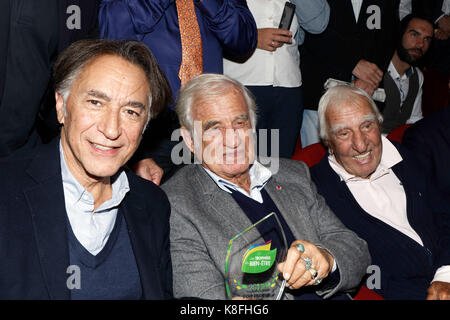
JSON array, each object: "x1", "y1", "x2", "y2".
[
  {"x1": 291, "y1": 142, "x2": 326, "y2": 168},
  {"x1": 353, "y1": 285, "x2": 384, "y2": 300},
  {"x1": 386, "y1": 124, "x2": 412, "y2": 143}
]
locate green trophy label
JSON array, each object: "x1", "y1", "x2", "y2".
[{"x1": 241, "y1": 241, "x2": 277, "y2": 274}]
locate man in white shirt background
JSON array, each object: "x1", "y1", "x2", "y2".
[
  {"x1": 309, "y1": 84, "x2": 450, "y2": 299},
  {"x1": 379, "y1": 14, "x2": 434, "y2": 134},
  {"x1": 224, "y1": 0, "x2": 330, "y2": 158}
]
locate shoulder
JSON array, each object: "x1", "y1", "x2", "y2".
[
  {"x1": 309, "y1": 155, "x2": 332, "y2": 180},
  {"x1": 390, "y1": 142, "x2": 426, "y2": 175},
  {"x1": 0, "y1": 152, "x2": 37, "y2": 193},
  {"x1": 160, "y1": 165, "x2": 206, "y2": 205},
  {"x1": 125, "y1": 170, "x2": 170, "y2": 212},
  {"x1": 261, "y1": 157, "x2": 309, "y2": 179},
  {"x1": 161, "y1": 165, "x2": 199, "y2": 191}
]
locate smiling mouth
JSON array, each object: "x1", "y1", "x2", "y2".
[
  {"x1": 90, "y1": 142, "x2": 121, "y2": 153},
  {"x1": 353, "y1": 151, "x2": 371, "y2": 160}
]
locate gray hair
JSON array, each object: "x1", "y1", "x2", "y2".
[
  {"x1": 175, "y1": 73, "x2": 257, "y2": 133},
  {"x1": 317, "y1": 85, "x2": 383, "y2": 140}
]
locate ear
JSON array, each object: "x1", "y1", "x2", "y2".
[
  {"x1": 55, "y1": 92, "x2": 65, "y2": 125},
  {"x1": 180, "y1": 126, "x2": 195, "y2": 154},
  {"x1": 323, "y1": 139, "x2": 333, "y2": 155}
]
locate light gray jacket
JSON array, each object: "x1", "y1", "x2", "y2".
[{"x1": 162, "y1": 158, "x2": 370, "y2": 299}]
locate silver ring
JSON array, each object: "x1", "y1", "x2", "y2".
[
  {"x1": 300, "y1": 257, "x2": 312, "y2": 270},
  {"x1": 296, "y1": 243, "x2": 305, "y2": 253},
  {"x1": 308, "y1": 267, "x2": 318, "y2": 279},
  {"x1": 271, "y1": 40, "x2": 275, "y2": 46},
  {"x1": 314, "y1": 277, "x2": 323, "y2": 285}
]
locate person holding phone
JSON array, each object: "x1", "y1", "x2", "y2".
[{"x1": 224, "y1": 0, "x2": 330, "y2": 158}]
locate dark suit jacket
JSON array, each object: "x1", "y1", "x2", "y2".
[
  {"x1": 402, "y1": 106, "x2": 450, "y2": 207},
  {"x1": 0, "y1": 0, "x2": 100, "y2": 157},
  {"x1": 300, "y1": 0, "x2": 399, "y2": 108},
  {"x1": 310, "y1": 143, "x2": 450, "y2": 299},
  {"x1": 0, "y1": 139, "x2": 172, "y2": 299}
]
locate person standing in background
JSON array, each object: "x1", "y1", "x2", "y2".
[
  {"x1": 300, "y1": 0, "x2": 399, "y2": 147},
  {"x1": 0, "y1": 0, "x2": 100, "y2": 158},
  {"x1": 224, "y1": 0, "x2": 330, "y2": 158}
]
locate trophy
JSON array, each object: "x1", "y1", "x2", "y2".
[{"x1": 225, "y1": 212, "x2": 288, "y2": 300}]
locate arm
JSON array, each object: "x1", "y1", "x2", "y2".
[
  {"x1": 291, "y1": 0, "x2": 330, "y2": 34},
  {"x1": 279, "y1": 160, "x2": 371, "y2": 297},
  {"x1": 309, "y1": 177, "x2": 371, "y2": 297},
  {"x1": 99, "y1": 0, "x2": 174, "y2": 39},
  {"x1": 195, "y1": 0, "x2": 257, "y2": 56},
  {"x1": 399, "y1": 0, "x2": 412, "y2": 20}
]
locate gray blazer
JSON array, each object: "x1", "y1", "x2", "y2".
[{"x1": 162, "y1": 158, "x2": 370, "y2": 299}]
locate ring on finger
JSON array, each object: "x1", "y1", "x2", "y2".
[
  {"x1": 271, "y1": 40, "x2": 275, "y2": 46},
  {"x1": 296, "y1": 243, "x2": 305, "y2": 253},
  {"x1": 300, "y1": 257, "x2": 312, "y2": 270},
  {"x1": 308, "y1": 268, "x2": 323, "y2": 285},
  {"x1": 314, "y1": 277, "x2": 323, "y2": 285},
  {"x1": 308, "y1": 267, "x2": 318, "y2": 279}
]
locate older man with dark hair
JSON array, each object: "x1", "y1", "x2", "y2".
[
  {"x1": 0, "y1": 39, "x2": 173, "y2": 299},
  {"x1": 310, "y1": 84, "x2": 450, "y2": 300},
  {"x1": 162, "y1": 73, "x2": 370, "y2": 300}
]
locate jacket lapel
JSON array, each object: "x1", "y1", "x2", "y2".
[
  {"x1": 192, "y1": 165, "x2": 262, "y2": 245},
  {"x1": 121, "y1": 189, "x2": 162, "y2": 299},
  {"x1": 24, "y1": 140, "x2": 70, "y2": 299}
]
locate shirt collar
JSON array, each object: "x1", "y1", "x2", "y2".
[
  {"x1": 388, "y1": 61, "x2": 414, "y2": 80},
  {"x1": 202, "y1": 160, "x2": 272, "y2": 194},
  {"x1": 59, "y1": 141, "x2": 130, "y2": 212},
  {"x1": 328, "y1": 136, "x2": 403, "y2": 183}
]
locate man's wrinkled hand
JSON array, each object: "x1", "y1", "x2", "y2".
[
  {"x1": 437, "y1": 15, "x2": 450, "y2": 36},
  {"x1": 352, "y1": 59, "x2": 383, "y2": 89},
  {"x1": 277, "y1": 240, "x2": 334, "y2": 290},
  {"x1": 352, "y1": 78, "x2": 376, "y2": 96},
  {"x1": 426, "y1": 281, "x2": 450, "y2": 300},
  {"x1": 132, "y1": 158, "x2": 164, "y2": 185}
]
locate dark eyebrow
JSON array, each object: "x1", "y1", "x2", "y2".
[
  {"x1": 124, "y1": 101, "x2": 146, "y2": 110},
  {"x1": 87, "y1": 89, "x2": 111, "y2": 102},
  {"x1": 87, "y1": 89, "x2": 146, "y2": 110}
]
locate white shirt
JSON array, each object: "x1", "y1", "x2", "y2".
[
  {"x1": 328, "y1": 136, "x2": 450, "y2": 283},
  {"x1": 351, "y1": 0, "x2": 363, "y2": 22},
  {"x1": 203, "y1": 160, "x2": 272, "y2": 203},
  {"x1": 60, "y1": 143, "x2": 130, "y2": 255},
  {"x1": 223, "y1": 0, "x2": 302, "y2": 87},
  {"x1": 399, "y1": 0, "x2": 450, "y2": 21},
  {"x1": 387, "y1": 61, "x2": 424, "y2": 124},
  {"x1": 444, "y1": 0, "x2": 450, "y2": 14}
]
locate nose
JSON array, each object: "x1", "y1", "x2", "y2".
[
  {"x1": 223, "y1": 128, "x2": 240, "y2": 149},
  {"x1": 98, "y1": 111, "x2": 121, "y2": 140},
  {"x1": 415, "y1": 36, "x2": 425, "y2": 49},
  {"x1": 352, "y1": 130, "x2": 368, "y2": 153}
]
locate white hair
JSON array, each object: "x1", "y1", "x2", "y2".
[
  {"x1": 175, "y1": 73, "x2": 257, "y2": 134},
  {"x1": 317, "y1": 85, "x2": 383, "y2": 140}
]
